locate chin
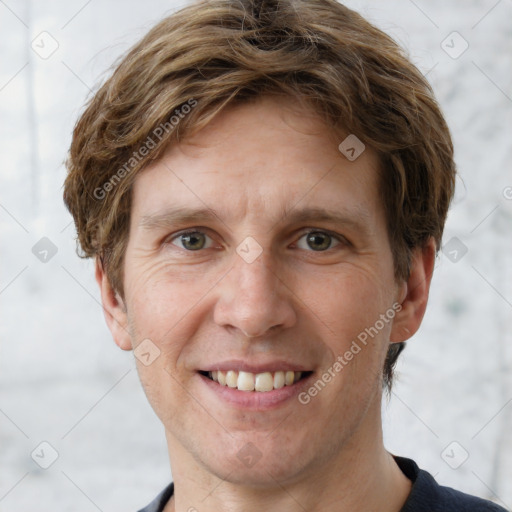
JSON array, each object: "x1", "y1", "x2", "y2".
[
  {"x1": 194, "y1": 436, "x2": 318, "y2": 488},
  {"x1": 206, "y1": 455, "x2": 306, "y2": 488}
]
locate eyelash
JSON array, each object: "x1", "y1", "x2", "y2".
[{"x1": 166, "y1": 228, "x2": 348, "y2": 253}]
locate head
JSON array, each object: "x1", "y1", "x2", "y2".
[{"x1": 64, "y1": 0, "x2": 455, "y2": 487}]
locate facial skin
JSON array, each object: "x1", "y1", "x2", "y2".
[{"x1": 97, "y1": 96, "x2": 435, "y2": 512}]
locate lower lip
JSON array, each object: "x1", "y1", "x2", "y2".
[{"x1": 198, "y1": 373, "x2": 314, "y2": 410}]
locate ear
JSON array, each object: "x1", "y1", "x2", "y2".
[
  {"x1": 95, "y1": 258, "x2": 132, "y2": 351},
  {"x1": 390, "y1": 238, "x2": 436, "y2": 343}
]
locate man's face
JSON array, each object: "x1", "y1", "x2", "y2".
[{"x1": 106, "y1": 97, "x2": 408, "y2": 485}]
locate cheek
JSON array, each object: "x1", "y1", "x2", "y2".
[
  {"x1": 124, "y1": 260, "x2": 222, "y2": 377},
  {"x1": 300, "y1": 264, "x2": 395, "y2": 342},
  {"x1": 124, "y1": 273, "x2": 200, "y2": 428},
  {"x1": 294, "y1": 264, "x2": 397, "y2": 401},
  {"x1": 125, "y1": 258, "x2": 206, "y2": 332}
]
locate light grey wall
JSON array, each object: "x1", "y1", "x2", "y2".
[{"x1": 0, "y1": 1, "x2": 511, "y2": 510}]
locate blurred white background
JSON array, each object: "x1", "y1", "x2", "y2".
[{"x1": 0, "y1": 0, "x2": 511, "y2": 510}]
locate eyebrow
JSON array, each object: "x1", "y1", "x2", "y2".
[
  {"x1": 139, "y1": 207, "x2": 226, "y2": 230},
  {"x1": 139, "y1": 206, "x2": 371, "y2": 234}
]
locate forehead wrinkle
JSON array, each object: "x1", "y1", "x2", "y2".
[{"x1": 138, "y1": 203, "x2": 373, "y2": 238}]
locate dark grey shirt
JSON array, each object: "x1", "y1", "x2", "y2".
[{"x1": 138, "y1": 457, "x2": 508, "y2": 511}]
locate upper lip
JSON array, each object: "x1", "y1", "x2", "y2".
[{"x1": 199, "y1": 359, "x2": 313, "y2": 373}]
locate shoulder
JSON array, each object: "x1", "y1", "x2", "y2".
[
  {"x1": 395, "y1": 457, "x2": 508, "y2": 512},
  {"x1": 137, "y1": 482, "x2": 174, "y2": 512}
]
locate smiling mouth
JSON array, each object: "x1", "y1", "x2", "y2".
[{"x1": 199, "y1": 370, "x2": 313, "y2": 392}]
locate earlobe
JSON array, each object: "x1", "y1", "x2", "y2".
[
  {"x1": 95, "y1": 258, "x2": 133, "y2": 351},
  {"x1": 390, "y1": 238, "x2": 436, "y2": 343}
]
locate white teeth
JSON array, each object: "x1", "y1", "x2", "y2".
[
  {"x1": 273, "y1": 371, "x2": 285, "y2": 389},
  {"x1": 237, "y1": 371, "x2": 255, "y2": 391},
  {"x1": 255, "y1": 372, "x2": 274, "y2": 392},
  {"x1": 226, "y1": 370, "x2": 238, "y2": 388},
  {"x1": 206, "y1": 369, "x2": 307, "y2": 392}
]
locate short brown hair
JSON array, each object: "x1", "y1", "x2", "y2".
[{"x1": 63, "y1": 0, "x2": 456, "y2": 388}]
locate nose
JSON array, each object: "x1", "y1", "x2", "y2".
[{"x1": 213, "y1": 251, "x2": 297, "y2": 338}]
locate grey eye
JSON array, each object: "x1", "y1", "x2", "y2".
[
  {"x1": 171, "y1": 231, "x2": 213, "y2": 251},
  {"x1": 296, "y1": 231, "x2": 340, "y2": 252}
]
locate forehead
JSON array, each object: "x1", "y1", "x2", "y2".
[{"x1": 131, "y1": 97, "x2": 383, "y2": 232}]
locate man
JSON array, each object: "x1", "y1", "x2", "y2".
[{"x1": 63, "y1": 0, "x2": 507, "y2": 510}]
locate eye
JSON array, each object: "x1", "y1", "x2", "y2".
[
  {"x1": 166, "y1": 229, "x2": 345, "y2": 253},
  {"x1": 169, "y1": 230, "x2": 215, "y2": 251},
  {"x1": 295, "y1": 230, "x2": 342, "y2": 252}
]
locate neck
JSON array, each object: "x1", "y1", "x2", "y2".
[{"x1": 164, "y1": 402, "x2": 411, "y2": 512}]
